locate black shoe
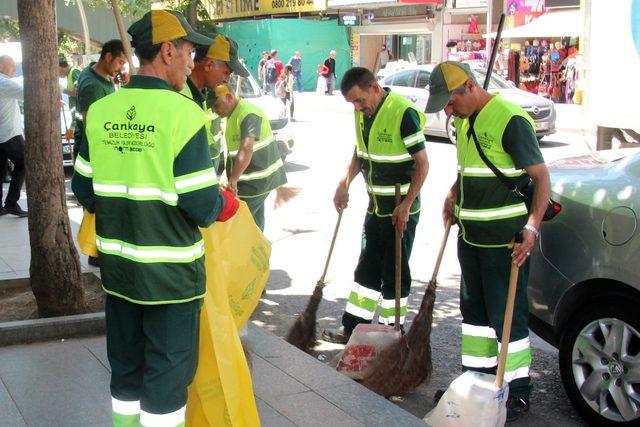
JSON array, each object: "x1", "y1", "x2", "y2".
[
  {"x1": 0, "y1": 207, "x2": 6, "y2": 216},
  {"x1": 506, "y1": 397, "x2": 529, "y2": 423},
  {"x1": 88, "y1": 256, "x2": 100, "y2": 267},
  {"x1": 4, "y1": 203, "x2": 28, "y2": 217},
  {"x1": 322, "y1": 326, "x2": 350, "y2": 344}
]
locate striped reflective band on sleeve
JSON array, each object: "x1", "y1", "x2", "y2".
[
  {"x1": 344, "y1": 283, "x2": 380, "y2": 321},
  {"x1": 228, "y1": 135, "x2": 275, "y2": 157},
  {"x1": 379, "y1": 297, "x2": 408, "y2": 325},
  {"x1": 499, "y1": 336, "x2": 532, "y2": 382},
  {"x1": 74, "y1": 155, "x2": 93, "y2": 178},
  {"x1": 174, "y1": 167, "x2": 218, "y2": 194},
  {"x1": 461, "y1": 323, "x2": 498, "y2": 368},
  {"x1": 403, "y1": 131, "x2": 426, "y2": 148},
  {"x1": 457, "y1": 203, "x2": 528, "y2": 221},
  {"x1": 459, "y1": 165, "x2": 525, "y2": 177},
  {"x1": 96, "y1": 235, "x2": 204, "y2": 264},
  {"x1": 366, "y1": 183, "x2": 410, "y2": 196},
  {"x1": 357, "y1": 150, "x2": 412, "y2": 163},
  {"x1": 93, "y1": 183, "x2": 178, "y2": 206},
  {"x1": 112, "y1": 397, "x2": 140, "y2": 415},
  {"x1": 140, "y1": 406, "x2": 185, "y2": 427},
  {"x1": 238, "y1": 158, "x2": 284, "y2": 182}
]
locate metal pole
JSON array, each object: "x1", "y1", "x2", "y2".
[
  {"x1": 485, "y1": 0, "x2": 493, "y2": 64},
  {"x1": 76, "y1": 0, "x2": 91, "y2": 57},
  {"x1": 110, "y1": 0, "x2": 137, "y2": 75}
]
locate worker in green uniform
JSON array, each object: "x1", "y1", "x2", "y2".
[
  {"x1": 71, "y1": 9, "x2": 239, "y2": 427},
  {"x1": 73, "y1": 39, "x2": 127, "y2": 157},
  {"x1": 58, "y1": 58, "x2": 82, "y2": 124},
  {"x1": 212, "y1": 84, "x2": 287, "y2": 231},
  {"x1": 322, "y1": 67, "x2": 429, "y2": 344},
  {"x1": 180, "y1": 34, "x2": 248, "y2": 172},
  {"x1": 427, "y1": 61, "x2": 551, "y2": 422}
]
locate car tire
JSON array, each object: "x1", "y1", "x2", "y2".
[
  {"x1": 446, "y1": 115, "x2": 457, "y2": 145},
  {"x1": 559, "y1": 298, "x2": 640, "y2": 425}
]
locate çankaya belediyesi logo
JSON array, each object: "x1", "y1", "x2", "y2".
[{"x1": 103, "y1": 105, "x2": 156, "y2": 132}]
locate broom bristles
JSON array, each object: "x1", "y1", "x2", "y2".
[
  {"x1": 274, "y1": 186, "x2": 301, "y2": 209},
  {"x1": 286, "y1": 281, "x2": 325, "y2": 354},
  {"x1": 361, "y1": 279, "x2": 438, "y2": 396}
]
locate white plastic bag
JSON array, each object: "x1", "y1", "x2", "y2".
[{"x1": 424, "y1": 371, "x2": 508, "y2": 427}]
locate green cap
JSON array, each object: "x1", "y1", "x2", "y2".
[
  {"x1": 425, "y1": 61, "x2": 474, "y2": 113},
  {"x1": 195, "y1": 35, "x2": 249, "y2": 77},
  {"x1": 127, "y1": 9, "x2": 213, "y2": 49}
]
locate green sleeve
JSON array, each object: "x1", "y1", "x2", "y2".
[
  {"x1": 240, "y1": 114, "x2": 262, "y2": 140},
  {"x1": 174, "y1": 127, "x2": 225, "y2": 227},
  {"x1": 502, "y1": 116, "x2": 544, "y2": 169},
  {"x1": 78, "y1": 83, "x2": 109, "y2": 114},
  {"x1": 71, "y1": 133, "x2": 96, "y2": 213},
  {"x1": 401, "y1": 108, "x2": 426, "y2": 155},
  {"x1": 71, "y1": 69, "x2": 81, "y2": 86}
]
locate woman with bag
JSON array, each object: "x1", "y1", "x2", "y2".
[{"x1": 277, "y1": 64, "x2": 296, "y2": 121}]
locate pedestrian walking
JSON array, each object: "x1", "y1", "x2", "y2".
[
  {"x1": 322, "y1": 67, "x2": 429, "y2": 343},
  {"x1": 378, "y1": 44, "x2": 390, "y2": 70},
  {"x1": 181, "y1": 34, "x2": 249, "y2": 172},
  {"x1": 58, "y1": 58, "x2": 82, "y2": 127},
  {"x1": 288, "y1": 51, "x2": 303, "y2": 92},
  {"x1": 71, "y1": 10, "x2": 239, "y2": 426},
  {"x1": 0, "y1": 55, "x2": 28, "y2": 217},
  {"x1": 257, "y1": 50, "x2": 269, "y2": 93},
  {"x1": 427, "y1": 61, "x2": 551, "y2": 422},
  {"x1": 212, "y1": 84, "x2": 287, "y2": 231},
  {"x1": 264, "y1": 49, "x2": 283, "y2": 97},
  {"x1": 73, "y1": 39, "x2": 127, "y2": 157},
  {"x1": 322, "y1": 50, "x2": 337, "y2": 95},
  {"x1": 276, "y1": 64, "x2": 295, "y2": 120}
]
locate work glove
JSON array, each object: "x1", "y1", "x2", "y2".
[{"x1": 217, "y1": 189, "x2": 240, "y2": 222}]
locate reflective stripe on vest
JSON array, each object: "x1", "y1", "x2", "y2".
[
  {"x1": 96, "y1": 235, "x2": 204, "y2": 263},
  {"x1": 355, "y1": 91, "x2": 425, "y2": 217},
  {"x1": 225, "y1": 99, "x2": 286, "y2": 197},
  {"x1": 455, "y1": 96, "x2": 533, "y2": 247}
]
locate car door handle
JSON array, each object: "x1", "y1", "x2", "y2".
[{"x1": 410, "y1": 96, "x2": 417, "y2": 103}]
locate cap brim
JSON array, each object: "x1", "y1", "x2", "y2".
[
  {"x1": 229, "y1": 59, "x2": 249, "y2": 77},
  {"x1": 183, "y1": 31, "x2": 215, "y2": 47},
  {"x1": 425, "y1": 90, "x2": 451, "y2": 113}
]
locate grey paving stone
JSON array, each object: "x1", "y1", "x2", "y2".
[
  {"x1": 252, "y1": 354, "x2": 309, "y2": 405},
  {"x1": 78, "y1": 335, "x2": 110, "y2": 371},
  {"x1": 0, "y1": 379, "x2": 26, "y2": 427},
  {"x1": 247, "y1": 324, "x2": 351, "y2": 390},
  {"x1": 267, "y1": 391, "x2": 365, "y2": 427},
  {"x1": 315, "y1": 381, "x2": 425, "y2": 427},
  {"x1": 0, "y1": 257, "x2": 12, "y2": 274},
  {"x1": 0, "y1": 248, "x2": 30, "y2": 272},
  {"x1": 256, "y1": 397, "x2": 297, "y2": 427},
  {"x1": 0, "y1": 339, "x2": 111, "y2": 427}
]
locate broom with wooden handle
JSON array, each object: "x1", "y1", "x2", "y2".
[
  {"x1": 286, "y1": 178, "x2": 350, "y2": 353},
  {"x1": 362, "y1": 217, "x2": 453, "y2": 396}
]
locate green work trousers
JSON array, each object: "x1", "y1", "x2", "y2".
[
  {"x1": 106, "y1": 295, "x2": 201, "y2": 425},
  {"x1": 342, "y1": 212, "x2": 419, "y2": 334},
  {"x1": 242, "y1": 192, "x2": 269, "y2": 231},
  {"x1": 458, "y1": 238, "x2": 532, "y2": 399}
]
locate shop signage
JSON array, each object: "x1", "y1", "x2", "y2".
[
  {"x1": 450, "y1": 0, "x2": 487, "y2": 7},
  {"x1": 545, "y1": 0, "x2": 580, "y2": 8},
  {"x1": 339, "y1": 12, "x2": 361, "y2": 25},
  {"x1": 372, "y1": 5, "x2": 427, "y2": 17},
  {"x1": 504, "y1": 0, "x2": 544, "y2": 29},
  {"x1": 203, "y1": 0, "x2": 326, "y2": 20}
]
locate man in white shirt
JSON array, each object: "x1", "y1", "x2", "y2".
[{"x1": 0, "y1": 55, "x2": 27, "y2": 217}]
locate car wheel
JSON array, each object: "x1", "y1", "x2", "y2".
[
  {"x1": 559, "y1": 299, "x2": 640, "y2": 425},
  {"x1": 445, "y1": 115, "x2": 457, "y2": 145}
]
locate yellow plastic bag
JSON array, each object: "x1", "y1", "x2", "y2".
[
  {"x1": 186, "y1": 202, "x2": 270, "y2": 427},
  {"x1": 77, "y1": 211, "x2": 98, "y2": 257}
]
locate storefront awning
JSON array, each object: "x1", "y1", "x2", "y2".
[{"x1": 484, "y1": 8, "x2": 582, "y2": 39}]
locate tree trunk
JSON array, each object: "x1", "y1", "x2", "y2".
[
  {"x1": 185, "y1": 0, "x2": 199, "y2": 30},
  {"x1": 17, "y1": 0, "x2": 85, "y2": 317}
]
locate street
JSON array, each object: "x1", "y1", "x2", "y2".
[{"x1": 254, "y1": 91, "x2": 591, "y2": 425}]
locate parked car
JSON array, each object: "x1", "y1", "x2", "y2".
[
  {"x1": 228, "y1": 65, "x2": 294, "y2": 160},
  {"x1": 380, "y1": 64, "x2": 556, "y2": 144},
  {"x1": 528, "y1": 148, "x2": 640, "y2": 425}
]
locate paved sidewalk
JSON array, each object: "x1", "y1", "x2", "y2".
[{"x1": 0, "y1": 324, "x2": 424, "y2": 427}]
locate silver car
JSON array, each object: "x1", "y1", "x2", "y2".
[
  {"x1": 528, "y1": 148, "x2": 640, "y2": 425},
  {"x1": 380, "y1": 64, "x2": 556, "y2": 144}
]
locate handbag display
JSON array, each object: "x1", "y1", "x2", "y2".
[{"x1": 468, "y1": 125, "x2": 560, "y2": 222}]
